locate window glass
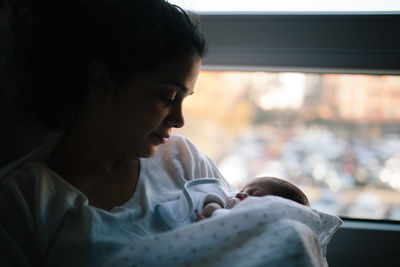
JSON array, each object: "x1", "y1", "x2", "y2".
[
  {"x1": 169, "y1": 0, "x2": 400, "y2": 12},
  {"x1": 175, "y1": 71, "x2": 400, "y2": 220}
]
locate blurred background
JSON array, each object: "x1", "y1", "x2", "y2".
[{"x1": 175, "y1": 71, "x2": 400, "y2": 221}]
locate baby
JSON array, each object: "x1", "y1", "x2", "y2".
[
  {"x1": 198, "y1": 176, "x2": 309, "y2": 220},
  {"x1": 154, "y1": 176, "x2": 310, "y2": 229}
]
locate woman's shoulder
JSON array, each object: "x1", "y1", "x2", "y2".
[
  {"x1": 157, "y1": 135, "x2": 206, "y2": 160},
  {"x1": 150, "y1": 135, "x2": 210, "y2": 171},
  {"x1": 0, "y1": 146, "x2": 83, "y2": 205},
  {"x1": 1, "y1": 160, "x2": 49, "y2": 188},
  {"x1": 0, "y1": 146, "x2": 48, "y2": 186},
  {"x1": 0, "y1": 160, "x2": 73, "y2": 207},
  {"x1": 144, "y1": 135, "x2": 232, "y2": 187},
  {"x1": 0, "y1": 139, "x2": 54, "y2": 180}
]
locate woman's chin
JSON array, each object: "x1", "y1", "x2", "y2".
[{"x1": 134, "y1": 145, "x2": 158, "y2": 158}]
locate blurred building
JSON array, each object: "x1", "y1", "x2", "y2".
[{"x1": 320, "y1": 75, "x2": 400, "y2": 123}]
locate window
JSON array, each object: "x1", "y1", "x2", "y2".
[
  {"x1": 168, "y1": 5, "x2": 400, "y2": 265},
  {"x1": 176, "y1": 71, "x2": 400, "y2": 220},
  {"x1": 172, "y1": 10, "x2": 400, "y2": 224}
]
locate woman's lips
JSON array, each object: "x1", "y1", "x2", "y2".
[{"x1": 149, "y1": 133, "x2": 169, "y2": 144}]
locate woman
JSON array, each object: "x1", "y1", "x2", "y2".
[
  {"x1": 1, "y1": 1, "x2": 341, "y2": 266},
  {"x1": 0, "y1": 0, "x2": 234, "y2": 265}
]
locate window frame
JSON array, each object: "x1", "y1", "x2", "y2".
[{"x1": 199, "y1": 12, "x2": 400, "y2": 75}]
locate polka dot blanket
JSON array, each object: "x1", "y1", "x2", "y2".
[{"x1": 103, "y1": 195, "x2": 342, "y2": 267}]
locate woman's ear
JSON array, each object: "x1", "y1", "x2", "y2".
[{"x1": 87, "y1": 60, "x2": 115, "y2": 102}]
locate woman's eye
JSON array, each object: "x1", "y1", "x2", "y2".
[
  {"x1": 160, "y1": 91, "x2": 177, "y2": 105},
  {"x1": 161, "y1": 96, "x2": 174, "y2": 105}
]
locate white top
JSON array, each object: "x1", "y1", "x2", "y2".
[{"x1": 0, "y1": 135, "x2": 234, "y2": 266}]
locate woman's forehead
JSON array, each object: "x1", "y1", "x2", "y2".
[{"x1": 149, "y1": 54, "x2": 201, "y2": 89}]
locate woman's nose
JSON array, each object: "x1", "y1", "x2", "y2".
[{"x1": 165, "y1": 103, "x2": 184, "y2": 128}]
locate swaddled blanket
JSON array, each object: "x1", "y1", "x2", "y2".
[{"x1": 103, "y1": 196, "x2": 342, "y2": 267}]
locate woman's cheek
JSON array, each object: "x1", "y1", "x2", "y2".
[{"x1": 144, "y1": 104, "x2": 170, "y2": 124}]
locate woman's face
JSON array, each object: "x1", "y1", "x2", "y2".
[{"x1": 96, "y1": 53, "x2": 201, "y2": 159}]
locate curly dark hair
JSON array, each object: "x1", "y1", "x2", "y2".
[{"x1": 5, "y1": 0, "x2": 206, "y2": 132}]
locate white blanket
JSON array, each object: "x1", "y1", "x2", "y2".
[{"x1": 103, "y1": 196, "x2": 342, "y2": 267}]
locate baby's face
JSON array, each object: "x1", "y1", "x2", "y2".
[{"x1": 237, "y1": 180, "x2": 271, "y2": 198}]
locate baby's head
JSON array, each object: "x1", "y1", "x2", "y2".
[{"x1": 237, "y1": 177, "x2": 309, "y2": 206}]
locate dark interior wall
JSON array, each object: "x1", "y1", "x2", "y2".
[
  {"x1": 327, "y1": 221, "x2": 400, "y2": 267},
  {"x1": 0, "y1": 4, "x2": 50, "y2": 167},
  {"x1": 0, "y1": 87, "x2": 50, "y2": 167}
]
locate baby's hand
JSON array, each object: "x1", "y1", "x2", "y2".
[
  {"x1": 196, "y1": 212, "x2": 205, "y2": 221},
  {"x1": 202, "y1": 202, "x2": 223, "y2": 218},
  {"x1": 235, "y1": 192, "x2": 249, "y2": 200}
]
